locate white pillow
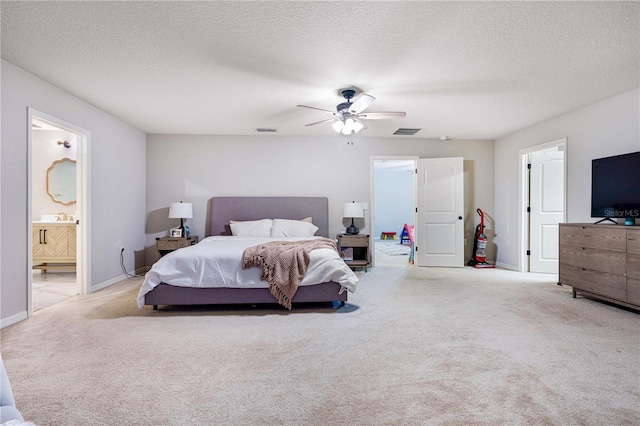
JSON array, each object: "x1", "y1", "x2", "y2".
[
  {"x1": 270, "y1": 218, "x2": 319, "y2": 237},
  {"x1": 230, "y1": 219, "x2": 273, "y2": 237}
]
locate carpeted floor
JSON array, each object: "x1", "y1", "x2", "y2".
[{"x1": 1, "y1": 255, "x2": 639, "y2": 425}]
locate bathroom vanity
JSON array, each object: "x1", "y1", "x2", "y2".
[{"x1": 32, "y1": 222, "x2": 76, "y2": 272}]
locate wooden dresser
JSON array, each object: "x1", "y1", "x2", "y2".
[{"x1": 559, "y1": 223, "x2": 639, "y2": 309}]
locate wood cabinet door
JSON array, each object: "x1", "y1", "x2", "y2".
[
  {"x1": 67, "y1": 225, "x2": 77, "y2": 257},
  {"x1": 42, "y1": 225, "x2": 69, "y2": 257},
  {"x1": 32, "y1": 226, "x2": 44, "y2": 257}
]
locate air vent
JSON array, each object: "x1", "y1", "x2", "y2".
[
  {"x1": 255, "y1": 127, "x2": 277, "y2": 133},
  {"x1": 393, "y1": 128, "x2": 421, "y2": 136}
]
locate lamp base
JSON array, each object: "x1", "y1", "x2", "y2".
[{"x1": 345, "y1": 224, "x2": 359, "y2": 235}]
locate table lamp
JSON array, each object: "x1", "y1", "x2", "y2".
[
  {"x1": 169, "y1": 201, "x2": 193, "y2": 236},
  {"x1": 343, "y1": 202, "x2": 364, "y2": 235}
]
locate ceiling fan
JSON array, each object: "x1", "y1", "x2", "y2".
[{"x1": 297, "y1": 89, "x2": 406, "y2": 135}]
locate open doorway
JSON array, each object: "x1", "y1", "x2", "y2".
[
  {"x1": 520, "y1": 138, "x2": 567, "y2": 273},
  {"x1": 28, "y1": 109, "x2": 90, "y2": 314},
  {"x1": 370, "y1": 156, "x2": 417, "y2": 267}
]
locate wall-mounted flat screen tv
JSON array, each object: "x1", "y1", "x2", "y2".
[{"x1": 591, "y1": 151, "x2": 640, "y2": 219}]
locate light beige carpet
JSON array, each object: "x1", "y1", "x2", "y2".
[{"x1": 1, "y1": 257, "x2": 639, "y2": 425}]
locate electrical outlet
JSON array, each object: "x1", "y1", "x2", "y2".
[{"x1": 120, "y1": 247, "x2": 125, "y2": 253}]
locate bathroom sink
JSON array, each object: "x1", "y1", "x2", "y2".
[{"x1": 37, "y1": 214, "x2": 77, "y2": 223}]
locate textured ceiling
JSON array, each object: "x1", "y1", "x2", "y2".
[{"x1": 2, "y1": 1, "x2": 638, "y2": 140}]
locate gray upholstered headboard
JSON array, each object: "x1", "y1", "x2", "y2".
[{"x1": 209, "y1": 197, "x2": 329, "y2": 238}]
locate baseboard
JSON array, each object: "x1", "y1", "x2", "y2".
[
  {"x1": 495, "y1": 261, "x2": 519, "y2": 271},
  {"x1": 1, "y1": 311, "x2": 28, "y2": 329},
  {"x1": 91, "y1": 274, "x2": 128, "y2": 292},
  {"x1": 90, "y1": 268, "x2": 148, "y2": 293},
  {"x1": 135, "y1": 267, "x2": 149, "y2": 276}
]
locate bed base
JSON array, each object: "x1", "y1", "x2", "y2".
[{"x1": 145, "y1": 282, "x2": 347, "y2": 310}]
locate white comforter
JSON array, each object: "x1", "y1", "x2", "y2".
[{"x1": 136, "y1": 236, "x2": 358, "y2": 308}]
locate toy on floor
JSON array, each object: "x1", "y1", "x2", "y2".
[
  {"x1": 400, "y1": 224, "x2": 413, "y2": 245},
  {"x1": 400, "y1": 224, "x2": 415, "y2": 264}
]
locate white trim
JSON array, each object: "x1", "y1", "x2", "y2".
[
  {"x1": 495, "y1": 261, "x2": 520, "y2": 271},
  {"x1": 518, "y1": 138, "x2": 567, "y2": 273},
  {"x1": 27, "y1": 109, "x2": 91, "y2": 319},
  {"x1": 0, "y1": 311, "x2": 28, "y2": 329},
  {"x1": 370, "y1": 155, "x2": 418, "y2": 267},
  {"x1": 91, "y1": 275, "x2": 129, "y2": 292}
]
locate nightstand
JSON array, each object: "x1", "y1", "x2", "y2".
[
  {"x1": 337, "y1": 233, "x2": 370, "y2": 272},
  {"x1": 156, "y1": 236, "x2": 199, "y2": 257}
]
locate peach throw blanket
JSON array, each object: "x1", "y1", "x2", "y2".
[{"x1": 242, "y1": 238, "x2": 338, "y2": 309}]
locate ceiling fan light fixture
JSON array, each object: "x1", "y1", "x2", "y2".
[
  {"x1": 342, "y1": 118, "x2": 356, "y2": 134},
  {"x1": 299, "y1": 89, "x2": 405, "y2": 134},
  {"x1": 334, "y1": 117, "x2": 365, "y2": 135}
]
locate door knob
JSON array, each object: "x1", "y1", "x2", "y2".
[{"x1": 458, "y1": 216, "x2": 463, "y2": 220}]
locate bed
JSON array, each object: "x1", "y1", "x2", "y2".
[{"x1": 137, "y1": 196, "x2": 358, "y2": 309}]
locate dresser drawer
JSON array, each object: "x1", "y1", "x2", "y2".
[
  {"x1": 559, "y1": 264, "x2": 627, "y2": 301},
  {"x1": 627, "y1": 278, "x2": 640, "y2": 306},
  {"x1": 627, "y1": 229, "x2": 640, "y2": 255},
  {"x1": 559, "y1": 225, "x2": 626, "y2": 252},
  {"x1": 157, "y1": 237, "x2": 198, "y2": 251},
  {"x1": 559, "y1": 245, "x2": 626, "y2": 275},
  {"x1": 158, "y1": 239, "x2": 187, "y2": 250},
  {"x1": 628, "y1": 253, "x2": 640, "y2": 280},
  {"x1": 337, "y1": 235, "x2": 369, "y2": 247}
]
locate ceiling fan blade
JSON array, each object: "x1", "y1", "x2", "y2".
[
  {"x1": 297, "y1": 105, "x2": 335, "y2": 114},
  {"x1": 359, "y1": 111, "x2": 406, "y2": 120},
  {"x1": 305, "y1": 118, "x2": 336, "y2": 127},
  {"x1": 349, "y1": 94, "x2": 375, "y2": 114}
]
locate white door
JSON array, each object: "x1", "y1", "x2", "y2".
[
  {"x1": 529, "y1": 150, "x2": 564, "y2": 273},
  {"x1": 415, "y1": 157, "x2": 464, "y2": 267}
]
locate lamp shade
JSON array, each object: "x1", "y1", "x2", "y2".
[
  {"x1": 169, "y1": 202, "x2": 193, "y2": 219},
  {"x1": 343, "y1": 202, "x2": 364, "y2": 218}
]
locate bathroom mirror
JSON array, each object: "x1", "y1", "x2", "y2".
[{"x1": 46, "y1": 158, "x2": 76, "y2": 205}]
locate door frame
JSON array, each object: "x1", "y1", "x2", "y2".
[
  {"x1": 27, "y1": 108, "x2": 91, "y2": 316},
  {"x1": 519, "y1": 137, "x2": 567, "y2": 273},
  {"x1": 370, "y1": 155, "x2": 418, "y2": 267}
]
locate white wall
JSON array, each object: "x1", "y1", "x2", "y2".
[
  {"x1": 1, "y1": 60, "x2": 147, "y2": 327},
  {"x1": 145, "y1": 135, "x2": 495, "y2": 264},
  {"x1": 374, "y1": 170, "x2": 414, "y2": 238},
  {"x1": 494, "y1": 88, "x2": 640, "y2": 270}
]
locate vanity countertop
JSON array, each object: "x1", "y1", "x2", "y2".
[{"x1": 33, "y1": 220, "x2": 76, "y2": 224}]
